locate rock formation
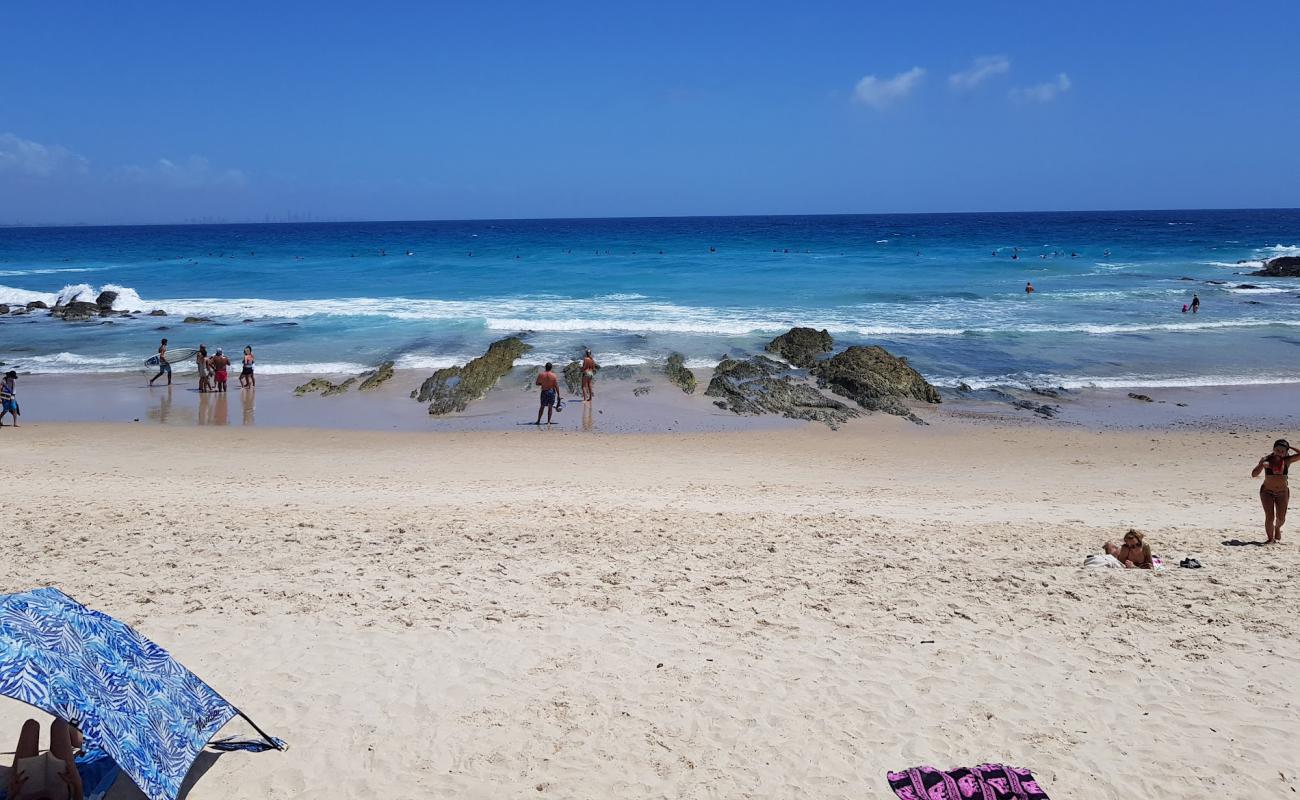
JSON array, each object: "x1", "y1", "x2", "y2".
[
  {"x1": 1251, "y1": 256, "x2": 1300, "y2": 277},
  {"x1": 665, "y1": 353, "x2": 696, "y2": 394},
  {"x1": 810, "y1": 345, "x2": 940, "y2": 423},
  {"x1": 705, "y1": 355, "x2": 858, "y2": 428},
  {"x1": 357, "y1": 360, "x2": 394, "y2": 391},
  {"x1": 412, "y1": 336, "x2": 532, "y2": 414},
  {"x1": 765, "y1": 327, "x2": 833, "y2": 368}
]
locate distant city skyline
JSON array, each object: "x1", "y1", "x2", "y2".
[{"x1": 3, "y1": 2, "x2": 1297, "y2": 225}]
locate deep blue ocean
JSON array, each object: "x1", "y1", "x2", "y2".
[{"x1": 2, "y1": 210, "x2": 1299, "y2": 389}]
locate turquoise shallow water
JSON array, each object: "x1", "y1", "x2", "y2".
[{"x1": 1, "y1": 210, "x2": 1298, "y2": 388}]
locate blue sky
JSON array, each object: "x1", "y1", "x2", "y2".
[{"x1": 2, "y1": 1, "x2": 1297, "y2": 224}]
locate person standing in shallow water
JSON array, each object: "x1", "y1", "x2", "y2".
[
  {"x1": 535, "y1": 362, "x2": 560, "y2": 425},
  {"x1": 1252, "y1": 438, "x2": 1299, "y2": 543},
  {"x1": 1191, "y1": 293, "x2": 1200, "y2": 313},
  {"x1": 580, "y1": 349, "x2": 599, "y2": 401},
  {"x1": 1025, "y1": 281, "x2": 1035, "y2": 294},
  {"x1": 240, "y1": 345, "x2": 256, "y2": 388},
  {"x1": 210, "y1": 348, "x2": 231, "y2": 393}
]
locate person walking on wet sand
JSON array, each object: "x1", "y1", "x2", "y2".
[
  {"x1": 148, "y1": 338, "x2": 172, "y2": 386},
  {"x1": 0, "y1": 371, "x2": 19, "y2": 428},
  {"x1": 580, "y1": 349, "x2": 599, "y2": 401},
  {"x1": 1252, "y1": 438, "x2": 1300, "y2": 543},
  {"x1": 536, "y1": 362, "x2": 560, "y2": 424},
  {"x1": 210, "y1": 348, "x2": 231, "y2": 393}
]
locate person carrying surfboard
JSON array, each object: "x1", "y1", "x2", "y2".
[{"x1": 148, "y1": 338, "x2": 172, "y2": 387}]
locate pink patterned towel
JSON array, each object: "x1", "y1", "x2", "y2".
[{"x1": 887, "y1": 763, "x2": 1049, "y2": 799}]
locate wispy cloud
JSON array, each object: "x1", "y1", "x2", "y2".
[
  {"x1": 853, "y1": 67, "x2": 925, "y2": 110},
  {"x1": 948, "y1": 56, "x2": 1010, "y2": 90},
  {"x1": 116, "y1": 156, "x2": 248, "y2": 189},
  {"x1": 0, "y1": 132, "x2": 90, "y2": 177},
  {"x1": 1010, "y1": 73, "x2": 1072, "y2": 103}
]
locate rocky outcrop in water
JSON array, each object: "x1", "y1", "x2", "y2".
[
  {"x1": 665, "y1": 353, "x2": 696, "y2": 394},
  {"x1": 0, "y1": 305, "x2": 9, "y2": 315},
  {"x1": 295, "y1": 378, "x2": 340, "y2": 396},
  {"x1": 705, "y1": 355, "x2": 858, "y2": 428},
  {"x1": 810, "y1": 345, "x2": 940, "y2": 424},
  {"x1": 25, "y1": 301, "x2": 47, "y2": 310},
  {"x1": 49, "y1": 301, "x2": 100, "y2": 321},
  {"x1": 1251, "y1": 256, "x2": 1300, "y2": 277},
  {"x1": 149, "y1": 310, "x2": 167, "y2": 316},
  {"x1": 94, "y1": 290, "x2": 118, "y2": 311},
  {"x1": 413, "y1": 336, "x2": 532, "y2": 414},
  {"x1": 183, "y1": 316, "x2": 213, "y2": 324},
  {"x1": 765, "y1": 327, "x2": 833, "y2": 368},
  {"x1": 357, "y1": 360, "x2": 394, "y2": 392}
]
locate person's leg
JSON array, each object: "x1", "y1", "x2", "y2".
[
  {"x1": 1261, "y1": 487, "x2": 1277, "y2": 542},
  {"x1": 536, "y1": 401, "x2": 544, "y2": 424},
  {"x1": 1275, "y1": 488, "x2": 1289, "y2": 542},
  {"x1": 149, "y1": 368, "x2": 163, "y2": 386},
  {"x1": 49, "y1": 719, "x2": 84, "y2": 799}
]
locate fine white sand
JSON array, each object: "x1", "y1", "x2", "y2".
[{"x1": 2, "y1": 419, "x2": 1297, "y2": 799}]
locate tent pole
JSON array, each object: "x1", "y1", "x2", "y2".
[{"x1": 236, "y1": 710, "x2": 285, "y2": 751}]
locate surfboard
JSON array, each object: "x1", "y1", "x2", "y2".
[{"x1": 143, "y1": 347, "x2": 201, "y2": 374}]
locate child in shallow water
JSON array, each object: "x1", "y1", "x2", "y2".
[{"x1": 1102, "y1": 529, "x2": 1153, "y2": 569}]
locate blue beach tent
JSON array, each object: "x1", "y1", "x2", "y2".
[{"x1": 0, "y1": 588, "x2": 284, "y2": 800}]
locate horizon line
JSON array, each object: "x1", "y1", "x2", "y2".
[{"x1": 2, "y1": 205, "x2": 1298, "y2": 231}]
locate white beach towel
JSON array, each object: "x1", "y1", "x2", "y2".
[{"x1": 1083, "y1": 554, "x2": 1124, "y2": 569}]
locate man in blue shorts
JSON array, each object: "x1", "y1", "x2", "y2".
[
  {"x1": 148, "y1": 338, "x2": 172, "y2": 386},
  {"x1": 535, "y1": 362, "x2": 560, "y2": 425},
  {"x1": 0, "y1": 370, "x2": 18, "y2": 428}
]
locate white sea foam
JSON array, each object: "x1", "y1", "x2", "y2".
[
  {"x1": 1261, "y1": 244, "x2": 1300, "y2": 256},
  {"x1": 1204, "y1": 260, "x2": 1262, "y2": 269},
  {"x1": 0, "y1": 267, "x2": 108, "y2": 277},
  {"x1": 0, "y1": 283, "x2": 144, "y2": 310}
]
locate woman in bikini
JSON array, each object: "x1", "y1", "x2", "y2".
[
  {"x1": 1251, "y1": 438, "x2": 1300, "y2": 543},
  {"x1": 240, "y1": 345, "x2": 256, "y2": 388},
  {"x1": 6, "y1": 717, "x2": 84, "y2": 800},
  {"x1": 580, "y1": 349, "x2": 598, "y2": 401},
  {"x1": 1102, "y1": 529, "x2": 1154, "y2": 569},
  {"x1": 196, "y1": 345, "x2": 211, "y2": 393}
]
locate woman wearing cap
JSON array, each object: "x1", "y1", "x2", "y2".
[{"x1": 1251, "y1": 438, "x2": 1300, "y2": 543}]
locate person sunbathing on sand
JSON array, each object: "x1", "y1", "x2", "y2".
[
  {"x1": 1252, "y1": 438, "x2": 1299, "y2": 543},
  {"x1": 1102, "y1": 529, "x2": 1153, "y2": 569},
  {"x1": 7, "y1": 717, "x2": 84, "y2": 800}
]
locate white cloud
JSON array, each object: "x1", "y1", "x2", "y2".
[
  {"x1": 0, "y1": 132, "x2": 89, "y2": 177},
  {"x1": 948, "y1": 56, "x2": 1010, "y2": 90},
  {"x1": 1010, "y1": 73, "x2": 1072, "y2": 103},
  {"x1": 116, "y1": 156, "x2": 248, "y2": 189},
  {"x1": 853, "y1": 67, "x2": 926, "y2": 110}
]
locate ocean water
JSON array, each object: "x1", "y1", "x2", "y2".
[{"x1": 2, "y1": 210, "x2": 1299, "y2": 389}]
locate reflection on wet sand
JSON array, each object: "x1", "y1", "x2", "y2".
[
  {"x1": 147, "y1": 385, "x2": 175, "y2": 424},
  {"x1": 582, "y1": 400, "x2": 594, "y2": 432},
  {"x1": 242, "y1": 388, "x2": 255, "y2": 425},
  {"x1": 198, "y1": 390, "x2": 211, "y2": 425},
  {"x1": 213, "y1": 392, "x2": 229, "y2": 425}
]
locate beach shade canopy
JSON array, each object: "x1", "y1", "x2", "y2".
[{"x1": 0, "y1": 587, "x2": 283, "y2": 800}]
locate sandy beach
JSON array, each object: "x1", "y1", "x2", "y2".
[{"x1": 2, "y1": 415, "x2": 1297, "y2": 799}]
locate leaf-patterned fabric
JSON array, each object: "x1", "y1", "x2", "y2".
[{"x1": 0, "y1": 588, "x2": 238, "y2": 800}]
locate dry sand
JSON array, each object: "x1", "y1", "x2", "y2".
[{"x1": 2, "y1": 418, "x2": 1298, "y2": 798}]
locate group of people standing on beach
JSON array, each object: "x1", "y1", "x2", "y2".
[{"x1": 147, "y1": 338, "x2": 255, "y2": 392}]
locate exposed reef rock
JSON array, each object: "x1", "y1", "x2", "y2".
[
  {"x1": 49, "y1": 301, "x2": 100, "y2": 321},
  {"x1": 810, "y1": 345, "x2": 940, "y2": 424},
  {"x1": 765, "y1": 327, "x2": 833, "y2": 368},
  {"x1": 412, "y1": 336, "x2": 532, "y2": 414},
  {"x1": 94, "y1": 290, "x2": 118, "y2": 311},
  {"x1": 182, "y1": 316, "x2": 213, "y2": 324},
  {"x1": 705, "y1": 355, "x2": 858, "y2": 429},
  {"x1": 1251, "y1": 256, "x2": 1300, "y2": 277},
  {"x1": 665, "y1": 353, "x2": 696, "y2": 394},
  {"x1": 357, "y1": 360, "x2": 394, "y2": 392}
]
